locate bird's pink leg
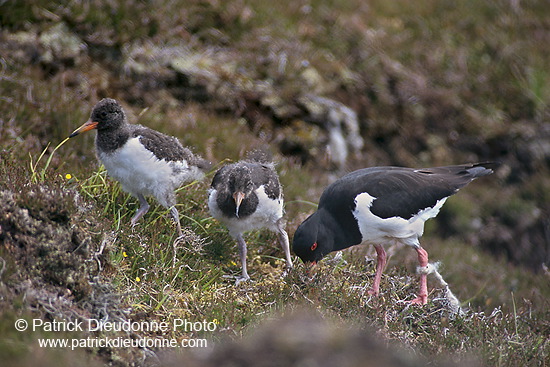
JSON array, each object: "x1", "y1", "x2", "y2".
[
  {"x1": 367, "y1": 244, "x2": 387, "y2": 296},
  {"x1": 409, "y1": 246, "x2": 429, "y2": 305}
]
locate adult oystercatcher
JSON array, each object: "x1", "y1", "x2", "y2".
[
  {"x1": 69, "y1": 98, "x2": 209, "y2": 236},
  {"x1": 208, "y1": 156, "x2": 293, "y2": 283},
  {"x1": 292, "y1": 162, "x2": 499, "y2": 304}
]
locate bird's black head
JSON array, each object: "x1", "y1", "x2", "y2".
[
  {"x1": 69, "y1": 98, "x2": 126, "y2": 138},
  {"x1": 90, "y1": 98, "x2": 126, "y2": 131},
  {"x1": 292, "y1": 211, "x2": 332, "y2": 264},
  {"x1": 227, "y1": 165, "x2": 254, "y2": 195},
  {"x1": 227, "y1": 165, "x2": 255, "y2": 217}
]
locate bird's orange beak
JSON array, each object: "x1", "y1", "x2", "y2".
[
  {"x1": 69, "y1": 120, "x2": 98, "y2": 138},
  {"x1": 233, "y1": 191, "x2": 245, "y2": 218}
]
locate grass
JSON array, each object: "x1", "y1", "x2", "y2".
[
  {"x1": 29, "y1": 138, "x2": 70, "y2": 184},
  {"x1": 3, "y1": 130, "x2": 549, "y2": 367}
]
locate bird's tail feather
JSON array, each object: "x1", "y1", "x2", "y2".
[{"x1": 466, "y1": 162, "x2": 500, "y2": 178}]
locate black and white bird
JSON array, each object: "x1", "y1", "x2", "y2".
[
  {"x1": 69, "y1": 98, "x2": 209, "y2": 236},
  {"x1": 208, "y1": 157, "x2": 293, "y2": 283},
  {"x1": 292, "y1": 162, "x2": 499, "y2": 304}
]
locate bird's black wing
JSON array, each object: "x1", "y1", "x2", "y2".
[
  {"x1": 321, "y1": 164, "x2": 495, "y2": 220},
  {"x1": 246, "y1": 163, "x2": 281, "y2": 200},
  {"x1": 133, "y1": 126, "x2": 209, "y2": 169},
  {"x1": 365, "y1": 169, "x2": 456, "y2": 219},
  {"x1": 211, "y1": 164, "x2": 232, "y2": 190}
]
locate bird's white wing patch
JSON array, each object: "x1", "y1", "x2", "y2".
[
  {"x1": 352, "y1": 192, "x2": 447, "y2": 247},
  {"x1": 415, "y1": 197, "x2": 448, "y2": 221}
]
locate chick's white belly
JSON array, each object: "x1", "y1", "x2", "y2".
[{"x1": 98, "y1": 138, "x2": 189, "y2": 205}]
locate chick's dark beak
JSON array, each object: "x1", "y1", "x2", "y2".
[
  {"x1": 232, "y1": 191, "x2": 245, "y2": 218},
  {"x1": 69, "y1": 120, "x2": 98, "y2": 138}
]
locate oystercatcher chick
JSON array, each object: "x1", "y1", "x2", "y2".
[
  {"x1": 69, "y1": 98, "x2": 209, "y2": 236},
  {"x1": 208, "y1": 157, "x2": 293, "y2": 283},
  {"x1": 292, "y1": 162, "x2": 499, "y2": 304}
]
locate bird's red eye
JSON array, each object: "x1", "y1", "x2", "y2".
[{"x1": 310, "y1": 243, "x2": 318, "y2": 251}]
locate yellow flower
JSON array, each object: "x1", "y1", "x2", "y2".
[
  {"x1": 65, "y1": 173, "x2": 72, "y2": 180},
  {"x1": 213, "y1": 319, "x2": 220, "y2": 324},
  {"x1": 135, "y1": 276, "x2": 141, "y2": 282},
  {"x1": 230, "y1": 260, "x2": 237, "y2": 266},
  {"x1": 123, "y1": 251, "x2": 128, "y2": 258}
]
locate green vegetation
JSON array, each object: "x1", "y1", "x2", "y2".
[{"x1": 0, "y1": 0, "x2": 548, "y2": 366}]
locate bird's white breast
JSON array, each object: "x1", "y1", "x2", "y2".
[
  {"x1": 208, "y1": 185, "x2": 284, "y2": 236},
  {"x1": 352, "y1": 192, "x2": 447, "y2": 247},
  {"x1": 98, "y1": 137, "x2": 201, "y2": 206}
]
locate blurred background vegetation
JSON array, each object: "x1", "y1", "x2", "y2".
[{"x1": 0, "y1": 0, "x2": 548, "y2": 366}]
